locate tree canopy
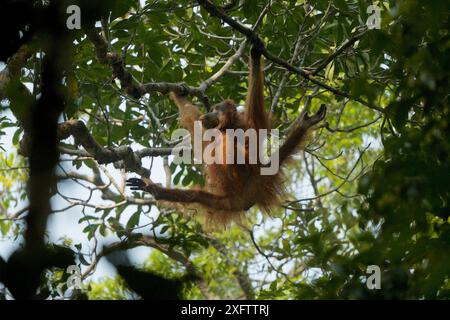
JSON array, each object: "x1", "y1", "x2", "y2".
[{"x1": 0, "y1": 0, "x2": 449, "y2": 300}]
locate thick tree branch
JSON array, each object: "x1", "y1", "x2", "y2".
[
  {"x1": 19, "y1": 119, "x2": 173, "y2": 178},
  {"x1": 84, "y1": 23, "x2": 210, "y2": 106},
  {"x1": 84, "y1": 3, "x2": 271, "y2": 111},
  {"x1": 197, "y1": 0, "x2": 384, "y2": 114}
]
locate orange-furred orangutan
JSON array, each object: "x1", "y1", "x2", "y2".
[{"x1": 127, "y1": 42, "x2": 326, "y2": 226}]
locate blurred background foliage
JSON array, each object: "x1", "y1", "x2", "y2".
[{"x1": 0, "y1": 0, "x2": 449, "y2": 299}]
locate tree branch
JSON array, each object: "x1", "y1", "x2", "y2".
[
  {"x1": 19, "y1": 119, "x2": 173, "y2": 178},
  {"x1": 207, "y1": 236, "x2": 255, "y2": 299},
  {"x1": 311, "y1": 26, "x2": 369, "y2": 75},
  {"x1": 197, "y1": 0, "x2": 384, "y2": 114},
  {"x1": 84, "y1": 23, "x2": 210, "y2": 107},
  {"x1": 81, "y1": 235, "x2": 215, "y2": 299}
]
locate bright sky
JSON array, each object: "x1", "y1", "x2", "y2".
[
  {"x1": 0, "y1": 108, "x2": 169, "y2": 281},
  {"x1": 0, "y1": 0, "x2": 164, "y2": 281},
  {"x1": 0, "y1": 0, "x2": 376, "y2": 288},
  {"x1": 0, "y1": 56, "x2": 168, "y2": 280}
]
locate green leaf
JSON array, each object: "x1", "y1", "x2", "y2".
[{"x1": 126, "y1": 211, "x2": 141, "y2": 230}]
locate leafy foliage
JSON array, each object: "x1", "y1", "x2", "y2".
[{"x1": 0, "y1": 0, "x2": 449, "y2": 299}]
